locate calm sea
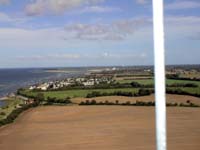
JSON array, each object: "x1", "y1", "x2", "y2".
[{"x1": 0, "y1": 68, "x2": 86, "y2": 98}]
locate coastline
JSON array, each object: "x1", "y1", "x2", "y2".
[{"x1": 0, "y1": 97, "x2": 9, "y2": 101}]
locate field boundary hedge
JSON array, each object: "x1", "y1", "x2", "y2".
[
  {"x1": 79, "y1": 100, "x2": 199, "y2": 107},
  {"x1": 0, "y1": 103, "x2": 38, "y2": 127}
]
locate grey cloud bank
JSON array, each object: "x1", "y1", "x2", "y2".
[{"x1": 0, "y1": 0, "x2": 10, "y2": 5}]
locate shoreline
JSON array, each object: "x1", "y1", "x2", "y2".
[{"x1": 0, "y1": 96, "x2": 9, "y2": 101}]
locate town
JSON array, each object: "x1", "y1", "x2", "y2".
[{"x1": 29, "y1": 76, "x2": 114, "y2": 91}]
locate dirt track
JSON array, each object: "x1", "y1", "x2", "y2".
[{"x1": 0, "y1": 106, "x2": 200, "y2": 150}]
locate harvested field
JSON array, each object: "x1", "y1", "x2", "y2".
[
  {"x1": 72, "y1": 94, "x2": 200, "y2": 105},
  {"x1": 0, "y1": 106, "x2": 200, "y2": 150}
]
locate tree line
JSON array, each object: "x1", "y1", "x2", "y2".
[
  {"x1": 79, "y1": 100, "x2": 199, "y2": 107},
  {"x1": 86, "y1": 89, "x2": 153, "y2": 98},
  {"x1": 166, "y1": 74, "x2": 200, "y2": 81},
  {"x1": 0, "y1": 102, "x2": 38, "y2": 127}
]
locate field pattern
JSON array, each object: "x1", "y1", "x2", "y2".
[{"x1": 0, "y1": 106, "x2": 200, "y2": 150}]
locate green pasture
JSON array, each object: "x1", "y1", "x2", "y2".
[
  {"x1": 168, "y1": 87, "x2": 200, "y2": 95},
  {"x1": 117, "y1": 79, "x2": 200, "y2": 95},
  {"x1": 22, "y1": 88, "x2": 140, "y2": 99},
  {"x1": 117, "y1": 79, "x2": 200, "y2": 86},
  {"x1": 20, "y1": 78, "x2": 200, "y2": 100}
]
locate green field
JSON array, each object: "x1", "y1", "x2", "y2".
[
  {"x1": 117, "y1": 79, "x2": 200, "y2": 95},
  {"x1": 179, "y1": 73, "x2": 200, "y2": 79},
  {"x1": 0, "y1": 98, "x2": 23, "y2": 120},
  {"x1": 168, "y1": 87, "x2": 200, "y2": 95},
  {"x1": 117, "y1": 79, "x2": 200, "y2": 86},
  {"x1": 117, "y1": 79, "x2": 153, "y2": 84},
  {"x1": 19, "y1": 78, "x2": 200, "y2": 100},
  {"x1": 21, "y1": 88, "x2": 140, "y2": 99}
]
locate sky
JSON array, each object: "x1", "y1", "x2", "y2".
[{"x1": 0, "y1": 0, "x2": 199, "y2": 68}]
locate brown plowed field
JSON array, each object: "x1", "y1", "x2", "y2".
[
  {"x1": 72, "y1": 94, "x2": 200, "y2": 105},
  {"x1": 0, "y1": 106, "x2": 200, "y2": 150}
]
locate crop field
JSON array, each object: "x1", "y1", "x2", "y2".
[
  {"x1": 21, "y1": 88, "x2": 140, "y2": 99},
  {"x1": 0, "y1": 106, "x2": 200, "y2": 150},
  {"x1": 179, "y1": 72, "x2": 200, "y2": 79},
  {"x1": 166, "y1": 79, "x2": 200, "y2": 86},
  {"x1": 72, "y1": 94, "x2": 200, "y2": 105},
  {"x1": 117, "y1": 78, "x2": 200, "y2": 86},
  {"x1": 168, "y1": 87, "x2": 200, "y2": 95},
  {"x1": 117, "y1": 79, "x2": 200, "y2": 94}
]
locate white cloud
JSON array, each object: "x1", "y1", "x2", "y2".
[
  {"x1": 0, "y1": 27, "x2": 69, "y2": 50},
  {"x1": 64, "y1": 18, "x2": 149, "y2": 41},
  {"x1": 78, "y1": 6, "x2": 122, "y2": 13},
  {"x1": 64, "y1": 23, "x2": 124, "y2": 41},
  {"x1": 136, "y1": 0, "x2": 149, "y2": 5},
  {"x1": 164, "y1": 16, "x2": 200, "y2": 40},
  {"x1": 25, "y1": 0, "x2": 105, "y2": 16},
  {"x1": 0, "y1": 12, "x2": 31, "y2": 25},
  {"x1": 165, "y1": 1, "x2": 200, "y2": 10},
  {"x1": 0, "y1": 0, "x2": 10, "y2": 5},
  {"x1": 165, "y1": 16, "x2": 200, "y2": 26},
  {"x1": 0, "y1": 12, "x2": 12, "y2": 22},
  {"x1": 0, "y1": 15, "x2": 199, "y2": 51}
]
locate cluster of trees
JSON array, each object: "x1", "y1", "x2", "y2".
[
  {"x1": 80, "y1": 100, "x2": 150, "y2": 106},
  {"x1": 0, "y1": 103, "x2": 38, "y2": 127},
  {"x1": 0, "y1": 112, "x2": 6, "y2": 116},
  {"x1": 46, "y1": 97, "x2": 71, "y2": 105},
  {"x1": 167, "y1": 83, "x2": 198, "y2": 88},
  {"x1": 131, "y1": 81, "x2": 198, "y2": 88},
  {"x1": 79, "y1": 100, "x2": 199, "y2": 107},
  {"x1": 86, "y1": 89, "x2": 153, "y2": 98},
  {"x1": 17, "y1": 89, "x2": 35, "y2": 99},
  {"x1": 179, "y1": 102, "x2": 199, "y2": 107},
  {"x1": 130, "y1": 82, "x2": 153, "y2": 88},
  {"x1": 35, "y1": 93, "x2": 45, "y2": 104},
  {"x1": 28, "y1": 92, "x2": 72, "y2": 105}
]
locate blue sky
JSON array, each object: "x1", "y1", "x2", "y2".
[{"x1": 0, "y1": 0, "x2": 199, "y2": 68}]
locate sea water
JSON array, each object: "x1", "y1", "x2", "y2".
[{"x1": 0, "y1": 68, "x2": 86, "y2": 97}]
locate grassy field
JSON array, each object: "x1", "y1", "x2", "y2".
[
  {"x1": 117, "y1": 79, "x2": 154, "y2": 84},
  {"x1": 168, "y1": 87, "x2": 200, "y2": 95},
  {"x1": 21, "y1": 88, "x2": 140, "y2": 99},
  {"x1": 19, "y1": 79, "x2": 200, "y2": 100},
  {"x1": 0, "y1": 98, "x2": 23, "y2": 120},
  {"x1": 115, "y1": 79, "x2": 200, "y2": 95},
  {"x1": 117, "y1": 78, "x2": 200, "y2": 86},
  {"x1": 179, "y1": 72, "x2": 200, "y2": 79}
]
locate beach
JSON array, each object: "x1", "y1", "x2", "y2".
[{"x1": 0, "y1": 106, "x2": 200, "y2": 150}]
